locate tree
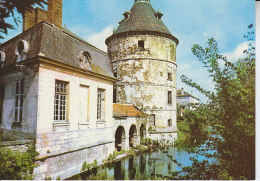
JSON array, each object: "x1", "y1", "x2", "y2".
[
  {"x1": 179, "y1": 24, "x2": 255, "y2": 179},
  {"x1": 0, "y1": 0, "x2": 47, "y2": 39}
]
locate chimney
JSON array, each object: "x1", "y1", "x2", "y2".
[
  {"x1": 47, "y1": 0, "x2": 62, "y2": 29},
  {"x1": 23, "y1": 0, "x2": 62, "y2": 31}
]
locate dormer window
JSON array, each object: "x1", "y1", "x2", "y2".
[
  {"x1": 138, "y1": 40, "x2": 145, "y2": 50},
  {"x1": 123, "y1": 10, "x2": 131, "y2": 20},
  {"x1": 155, "y1": 11, "x2": 163, "y2": 20},
  {"x1": 15, "y1": 40, "x2": 29, "y2": 62},
  {"x1": 79, "y1": 51, "x2": 92, "y2": 70}
]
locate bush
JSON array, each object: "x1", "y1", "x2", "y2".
[{"x1": 0, "y1": 145, "x2": 39, "y2": 180}]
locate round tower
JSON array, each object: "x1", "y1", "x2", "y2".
[{"x1": 106, "y1": 0, "x2": 179, "y2": 132}]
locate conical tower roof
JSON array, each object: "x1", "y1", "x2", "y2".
[{"x1": 106, "y1": 0, "x2": 178, "y2": 45}]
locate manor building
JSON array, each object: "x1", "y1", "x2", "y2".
[{"x1": 0, "y1": 0, "x2": 178, "y2": 179}]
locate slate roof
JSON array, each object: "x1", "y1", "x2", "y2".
[
  {"x1": 177, "y1": 89, "x2": 200, "y2": 101},
  {"x1": 106, "y1": 1, "x2": 178, "y2": 45},
  {"x1": 0, "y1": 22, "x2": 114, "y2": 78},
  {"x1": 114, "y1": 1, "x2": 171, "y2": 35},
  {"x1": 113, "y1": 103, "x2": 143, "y2": 118}
]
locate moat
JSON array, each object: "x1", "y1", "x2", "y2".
[{"x1": 66, "y1": 146, "x2": 210, "y2": 180}]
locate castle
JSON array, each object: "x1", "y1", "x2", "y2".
[{"x1": 0, "y1": 0, "x2": 178, "y2": 179}]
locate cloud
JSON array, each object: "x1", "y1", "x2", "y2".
[
  {"x1": 86, "y1": 26, "x2": 114, "y2": 52},
  {"x1": 222, "y1": 41, "x2": 248, "y2": 62}
]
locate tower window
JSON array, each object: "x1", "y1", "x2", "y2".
[
  {"x1": 150, "y1": 114, "x2": 155, "y2": 126},
  {"x1": 138, "y1": 40, "x2": 145, "y2": 49},
  {"x1": 167, "y1": 66, "x2": 173, "y2": 81},
  {"x1": 167, "y1": 73, "x2": 172, "y2": 81},
  {"x1": 114, "y1": 72, "x2": 117, "y2": 78},
  {"x1": 168, "y1": 119, "x2": 172, "y2": 127},
  {"x1": 168, "y1": 91, "x2": 172, "y2": 105},
  {"x1": 113, "y1": 87, "x2": 117, "y2": 103}
]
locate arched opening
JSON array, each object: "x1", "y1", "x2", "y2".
[
  {"x1": 129, "y1": 125, "x2": 137, "y2": 148},
  {"x1": 115, "y1": 126, "x2": 126, "y2": 151},
  {"x1": 140, "y1": 124, "x2": 146, "y2": 140}
]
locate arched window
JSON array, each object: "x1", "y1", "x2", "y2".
[
  {"x1": 15, "y1": 40, "x2": 29, "y2": 62},
  {"x1": 79, "y1": 51, "x2": 92, "y2": 70}
]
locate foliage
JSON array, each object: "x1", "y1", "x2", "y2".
[
  {"x1": 106, "y1": 150, "x2": 125, "y2": 162},
  {"x1": 0, "y1": 145, "x2": 39, "y2": 180},
  {"x1": 175, "y1": 108, "x2": 209, "y2": 151},
  {"x1": 127, "y1": 149, "x2": 136, "y2": 156},
  {"x1": 0, "y1": 0, "x2": 47, "y2": 39},
  {"x1": 135, "y1": 144, "x2": 146, "y2": 152},
  {"x1": 177, "y1": 25, "x2": 255, "y2": 179},
  {"x1": 81, "y1": 159, "x2": 98, "y2": 172}
]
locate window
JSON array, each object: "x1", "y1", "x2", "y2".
[
  {"x1": 15, "y1": 81, "x2": 24, "y2": 122},
  {"x1": 167, "y1": 73, "x2": 172, "y2": 81},
  {"x1": 97, "y1": 89, "x2": 105, "y2": 120},
  {"x1": 138, "y1": 40, "x2": 145, "y2": 49},
  {"x1": 150, "y1": 114, "x2": 155, "y2": 126},
  {"x1": 79, "y1": 85, "x2": 89, "y2": 122},
  {"x1": 113, "y1": 72, "x2": 117, "y2": 78},
  {"x1": 113, "y1": 87, "x2": 117, "y2": 103},
  {"x1": 54, "y1": 80, "x2": 68, "y2": 121},
  {"x1": 167, "y1": 66, "x2": 172, "y2": 81},
  {"x1": 168, "y1": 119, "x2": 172, "y2": 127},
  {"x1": 79, "y1": 51, "x2": 92, "y2": 70},
  {"x1": 168, "y1": 91, "x2": 172, "y2": 105},
  {"x1": 0, "y1": 84, "x2": 5, "y2": 124}
]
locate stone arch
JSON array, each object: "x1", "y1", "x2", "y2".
[
  {"x1": 140, "y1": 124, "x2": 146, "y2": 140},
  {"x1": 129, "y1": 125, "x2": 137, "y2": 148},
  {"x1": 115, "y1": 126, "x2": 126, "y2": 151}
]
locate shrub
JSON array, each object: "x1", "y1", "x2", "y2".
[{"x1": 0, "y1": 145, "x2": 39, "y2": 180}]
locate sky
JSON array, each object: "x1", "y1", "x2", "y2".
[{"x1": 1, "y1": 0, "x2": 255, "y2": 103}]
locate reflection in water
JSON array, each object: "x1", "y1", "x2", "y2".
[
  {"x1": 115, "y1": 161, "x2": 124, "y2": 180},
  {"x1": 139, "y1": 154, "x2": 146, "y2": 173},
  {"x1": 128, "y1": 157, "x2": 136, "y2": 180},
  {"x1": 66, "y1": 146, "x2": 211, "y2": 180}
]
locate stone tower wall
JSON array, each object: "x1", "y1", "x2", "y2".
[{"x1": 108, "y1": 35, "x2": 177, "y2": 129}]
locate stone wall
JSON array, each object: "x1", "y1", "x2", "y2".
[
  {"x1": 0, "y1": 140, "x2": 34, "y2": 153},
  {"x1": 108, "y1": 35, "x2": 176, "y2": 62},
  {"x1": 0, "y1": 69, "x2": 39, "y2": 135},
  {"x1": 108, "y1": 34, "x2": 177, "y2": 131},
  {"x1": 148, "y1": 131, "x2": 178, "y2": 143},
  {"x1": 34, "y1": 141, "x2": 114, "y2": 180}
]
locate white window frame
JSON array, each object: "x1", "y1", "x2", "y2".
[
  {"x1": 54, "y1": 80, "x2": 68, "y2": 122},
  {"x1": 97, "y1": 88, "x2": 105, "y2": 120},
  {"x1": 14, "y1": 81, "x2": 24, "y2": 123}
]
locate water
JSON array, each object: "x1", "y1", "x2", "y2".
[{"x1": 67, "y1": 146, "x2": 211, "y2": 180}]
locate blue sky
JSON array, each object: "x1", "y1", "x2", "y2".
[{"x1": 1, "y1": 0, "x2": 255, "y2": 102}]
